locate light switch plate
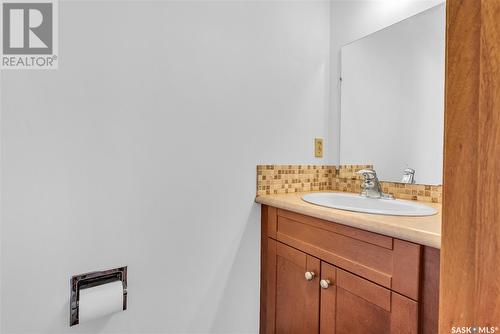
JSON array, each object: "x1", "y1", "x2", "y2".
[{"x1": 314, "y1": 138, "x2": 323, "y2": 158}]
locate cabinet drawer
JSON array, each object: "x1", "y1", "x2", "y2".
[{"x1": 275, "y1": 209, "x2": 421, "y2": 300}]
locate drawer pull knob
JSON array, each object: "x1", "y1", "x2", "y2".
[
  {"x1": 320, "y1": 279, "x2": 331, "y2": 289},
  {"x1": 304, "y1": 271, "x2": 316, "y2": 281}
]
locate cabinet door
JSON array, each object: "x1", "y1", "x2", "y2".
[
  {"x1": 272, "y1": 241, "x2": 320, "y2": 334},
  {"x1": 334, "y1": 268, "x2": 418, "y2": 334},
  {"x1": 320, "y1": 262, "x2": 336, "y2": 334}
]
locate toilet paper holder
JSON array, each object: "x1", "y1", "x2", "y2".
[{"x1": 70, "y1": 266, "x2": 127, "y2": 326}]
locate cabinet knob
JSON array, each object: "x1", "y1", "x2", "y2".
[
  {"x1": 304, "y1": 271, "x2": 316, "y2": 281},
  {"x1": 320, "y1": 279, "x2": 331, "y2": 289}
]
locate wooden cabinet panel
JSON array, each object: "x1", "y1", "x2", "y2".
[
  {"x1": 262, "y1": 205, "x2": 277, "y2": 239},
  {"x1": 336, "y1": 287, "x2": 391, "y2": 334},
  {"x1": 320, "y1": 262, "x2": 336, "y2": 334},
  {"x1": 390, "y1": 293, "x2": 418, "y2": 334},
  {"x1": 264, "y1": 238, "x2": 277, "y2": 334},
  {"x1": 275, "y1": 209, "x2": 421, "y2": 300},
  {"x1": 278, "y1": 209, "x2": 393, "y2": 249},
  {"x1": 337, "y1": 269, "x2": 391, "y2": 312},
  {"x1": 392, "y1": 239, "x2": 421, "y2": 301},
  {"x1": 335, "y1": 268, "x2": 418, "y2": 334},
  {"x1": 260, "y1": 206, "x2": 274, "y2": 334},
  {"x1": 274, "y1": 242, "x2": 320, "y2": 334},
  {"x1": 420, "y1": 246, "x2": 440, "y2": 334}
]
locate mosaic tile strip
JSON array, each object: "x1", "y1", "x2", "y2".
[
  {"x1": 380, "y1": 182, "x2": 442, "y2": 203},
  {"x1": 257, "y1": 165, "x2": 335, "y2": 196},
  {"x1": 257, "y1": 165, "x2": 442, "y2": 203}
]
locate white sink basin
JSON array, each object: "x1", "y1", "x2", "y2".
[{"x1": 302, "y1": 192, "x2": 438, "y2": 217}]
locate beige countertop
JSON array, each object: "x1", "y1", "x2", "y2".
[{"x1": 255, "y1": 191, "x2": 442, "y2": 249}]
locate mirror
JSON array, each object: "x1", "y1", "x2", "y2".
[{"x1": 340, "y1": 4, "x2": 445, "y2": 185}]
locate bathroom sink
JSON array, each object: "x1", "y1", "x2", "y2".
[{"x1": 302, "y1": 192, "x2": 438, "y2": 217}]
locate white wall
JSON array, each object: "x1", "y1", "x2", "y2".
[
  {"x1": 329, "y1": 0, "x2": 445, "y2": 164},
  {"x1": 0, "y1": 1, "x2": 330, "y2": 333},
  {"x1": 340, "y1": 4, "x2": 445, "y2": 184}
]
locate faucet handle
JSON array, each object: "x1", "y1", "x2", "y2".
[
  {"x1": 356, "y1": 169, "x2": 377, "y2": 179},
  {"x1": 403, "y1": 168, "x2": 415, "y2": 175}
]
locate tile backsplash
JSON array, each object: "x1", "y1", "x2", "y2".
[
  {"x1": 257, "y1": 165, "x2": 442, "y2": 203},
  {"x1": 257, "y1": 165, "x2": 335, "y2": 195}
]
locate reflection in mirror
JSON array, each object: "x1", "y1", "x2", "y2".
[{"x1": 340, "y1": 4, "x2": 445, "y2": 185}]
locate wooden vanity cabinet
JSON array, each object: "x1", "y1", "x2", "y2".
[{"x1": 260, "y1": 205, "x2": 439, "y2": 334}]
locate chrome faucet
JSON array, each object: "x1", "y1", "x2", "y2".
[
  {"x1": 356, "y1": 169, "x2": 394, "y2": 199},
  {"x1": 401, "y1": 168, "x2": 416, "y2": 184}
]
